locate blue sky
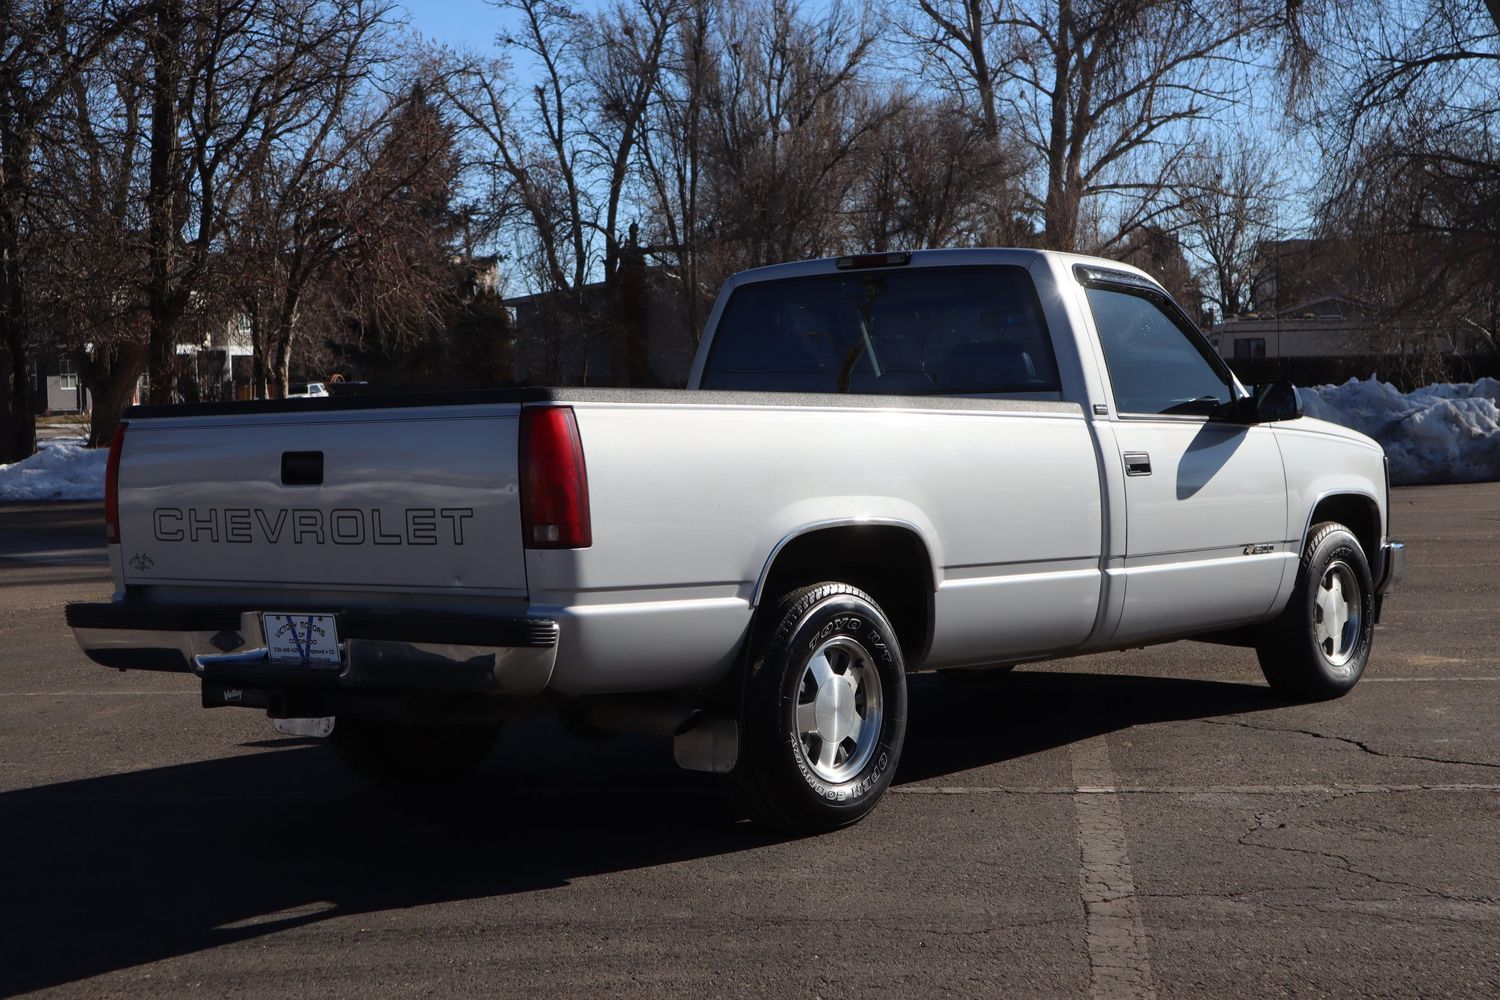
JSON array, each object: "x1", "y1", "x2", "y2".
[{"x1": 400, "y1": 0, "x2": 511, "y2": 51}]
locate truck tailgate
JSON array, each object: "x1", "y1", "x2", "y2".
[{"x1": 116, "y1": 404, "x2": 527, "y2": 597}]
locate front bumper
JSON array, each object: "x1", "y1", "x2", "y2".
[{"x1": 66, "y1": 602, "x2": 558, "y2": 696}]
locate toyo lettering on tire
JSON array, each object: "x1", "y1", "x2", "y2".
[
  {"x1": 1255, "y1": 521, "x2": 1375, "y2": 700},
  {"x1": 730, "y1": 582, "x2": 907, "y2": 832}
]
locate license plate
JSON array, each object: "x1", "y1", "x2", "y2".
[{"x1": 261, "y1": 613, "x2": 341, "y2": 667}]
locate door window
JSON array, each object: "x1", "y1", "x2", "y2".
[{"x1": 1085, "y1": 287, "x2": 1231, "y2": 416}]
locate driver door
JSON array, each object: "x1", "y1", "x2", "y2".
[{"x1": 1083, "y1": 281, "x2": 1290, "y2": 644}]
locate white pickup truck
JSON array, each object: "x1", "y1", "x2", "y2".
[{"x1": 70, "y1": 249, "x2": 1404, "y2": 832}]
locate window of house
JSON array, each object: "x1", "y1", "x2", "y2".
[
  {"x1": 1233, "y1": 338, "x2": 1266, "y2": 360},
  {"x1": 58, "y1": 358, "x2": 78, "y2": 390}
]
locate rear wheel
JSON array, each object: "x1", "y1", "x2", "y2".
[
  {"x1": 330, "y1": 718, "x2": 500, "y2": 785},
  {"x1": 729, "y1": 583, "x2": 907, "y2": 833},
  {"x1": 1256, "y1": 521, "x2": 1375, "y2": 700}
]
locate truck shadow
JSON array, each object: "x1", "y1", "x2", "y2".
[
  {"x1": 0, "y1": 669, "x2": 1283, "y2": 996},
  {"x1": 897, "y1": 669, "x2": 1283, "y2": 783}
]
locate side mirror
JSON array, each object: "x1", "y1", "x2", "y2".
[{"x1": 1243, "y1": 381, "x2": 1302, "y2": 424}]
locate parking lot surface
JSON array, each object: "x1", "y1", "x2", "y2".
[{"x1": 1, "y1": 485, "x2": 1496, "y2": 998}]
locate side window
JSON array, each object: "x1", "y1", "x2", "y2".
[{"x1": 1085, "y1": 287, "x2": 1231, "y2": 416}]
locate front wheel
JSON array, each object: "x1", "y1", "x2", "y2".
[
  {"x1": 729, "y1": 583, "x2": 907, "y2": 833},
  {"x1": 330, "y1": 718, "x2": 500, "y2": 786},
  {"x1": 1256, "y1": 521, "x2": 1375, "y2": 700}
]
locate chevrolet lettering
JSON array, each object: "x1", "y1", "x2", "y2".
[{"x1": 150, "y1": 506, "x2": 476, "y2": 546}]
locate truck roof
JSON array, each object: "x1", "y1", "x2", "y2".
[{"x1": 725, "y1": 247, "x2": 1161, "y2": 290}]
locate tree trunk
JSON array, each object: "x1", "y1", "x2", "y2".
[
  {"x1": 0, "y1": 270, "x2": 35, "y2": 462},
  {"x1": 0, "y1": 318, "x2": 34, "y2": 463},
  {"x1": 251, "y1": 335, "x2": 269, "y2": 399},
  {"x1": 270, "y1": 318, "x2": 293, "y2": 399},
  {"x1": 0, "y1": 139, "x2": 37, "y2": 463},
  {"x1": 80, "y1": 344, "x2": 146, "y2": 448},
  {"x1": 268, "y1": 282, "x2": 301, "y2": 399},
  {"x1": 247, "y1": 298, "x2": 269, "y2": 399},
  {"x1": 145, "y1": 0, "x2": 183, "y2": 405},
  {"x1": 1042, "y1": 0, "x2": 1079, "y2": 252},
  {"x1": 271, "y1": 344, "x2": 290, "y2": 397}
]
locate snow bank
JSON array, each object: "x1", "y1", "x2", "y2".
[
  {"x1": 0, "y1": 438, "x2": 107, "y2": 501},
  {"x1": 1298, "y1": 377, "x2": 1500, "y2": 486}
]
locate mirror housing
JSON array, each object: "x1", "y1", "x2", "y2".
[{"x1": 1233, "y1": 381, "x2": 1302, "y2": 424}]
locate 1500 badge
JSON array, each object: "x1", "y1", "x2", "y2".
[{"x1": 151, "y1": 506, "x2": 474, "y2": 546}]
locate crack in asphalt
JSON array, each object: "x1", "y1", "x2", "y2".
[
  {"x1": 1199, "y1": 718, "x2": 1500, "y2": 771},
  {"x1": 1233, "y1": 799, "x2": 1500, "y2": 907}
]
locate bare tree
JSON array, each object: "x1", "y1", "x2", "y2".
[
  {"x1": 221, "y1": 10, "x2": 457, "y2": 398},
  {"x1": 585, "y1": 0, "x2": 679, "y2": 383},
  {"x1": 30, "y1": 25, "x2": 152, "y2": 444},
  {"x1": 636, "y1": 0, "x2": 715, "y2": 345},
  {"x1": 1116, "y1": 224, "x2": 1205, "y2": 319},
  {"x1": 328, "y1": 83, "x2": 465, "y2": 380},
  {"x1": 1172, "y1": 138, "x2": 1286, "y2": 322},
  {"x1": 443, "y1": 0, "x2": 683, "y2": 382},
  {"x1": 850, "y1": 91, "x2": 1031, "y2": 252},
  {"x1": 905, "y1": 0, "x2": 1283, "y2": 252},
  {"x1": 695, "y1": 0, "x2": 885, "y2": 271},
  {"x1": 1314, "y1": 0, "x2": 1500, "y2": 351},
  {"x1": 130, "y1": 0, "x2": 402, "y2": 404},
  {"x1": 0, "y1": 0, "x2": 141, "y2": 461},
  {"x1": 446, "y1": 0, "x2": 593, "y2": 299}
]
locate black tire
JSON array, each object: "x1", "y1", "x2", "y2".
[
  {"x1": 729, "y1": 583, "x2": 907, "y2": 833},
  {"x1": 330, "y1": 718, "x2": 500, "y2": 786},
  {"x1": 1256, "y1": 521, "x2": 1375, "y2": 700}
]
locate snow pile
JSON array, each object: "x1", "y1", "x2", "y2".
[
  {"x1": 1298, "y1": 377, "x2": 1500, "y2": 486},
  {"x1": 0, "y1": 438, "x2": 107, "y2": 501}
]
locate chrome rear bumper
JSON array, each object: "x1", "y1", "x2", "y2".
[{"x1": 66, "y1": 602, "x2": 558, "y2": 696}]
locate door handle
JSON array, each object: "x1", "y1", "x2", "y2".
[{"x1": 1124, "y1": 452, "x2": 1152, "y2": 476}]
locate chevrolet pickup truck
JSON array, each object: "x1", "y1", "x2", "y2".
[{"x1": 68, "y1": 248, "x2": 1405, "y2": 832}]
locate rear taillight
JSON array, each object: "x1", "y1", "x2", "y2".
[
  {"x1": 520, "y1": 406, "x2": 591, "y2": 549},
  {"x1": 104, "y1": 424, "x2": 127, "y2": 544}
]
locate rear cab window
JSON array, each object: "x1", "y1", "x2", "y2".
[{"x1": 699, "y1": 266, "x2": 1062, "y2": 398}]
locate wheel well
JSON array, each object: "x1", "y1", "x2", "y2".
[
  {"x1": 758, "y1": 525, "x2": 934, "y2": 666},
  {"x1": 1307, "y1": 494, "x2": 1380, "y2": 561}
]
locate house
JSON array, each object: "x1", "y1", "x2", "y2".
[
  {"x1": 175, "y1": 314, "x2": 254, "y2": 401},
  {"x1": 33, "y1": 353, "x2": 89, "y2": 414},
  {"x1": 503, "y1": 265, "x2": 702, "y2": 388},
  {"x1": 1208, "y1": 239, "x2": 1491, "y2": 362}
]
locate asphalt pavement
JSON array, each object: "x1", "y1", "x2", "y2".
[{"x1": 0, "y1": 486, "x2": 1496, "y2": 999}]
